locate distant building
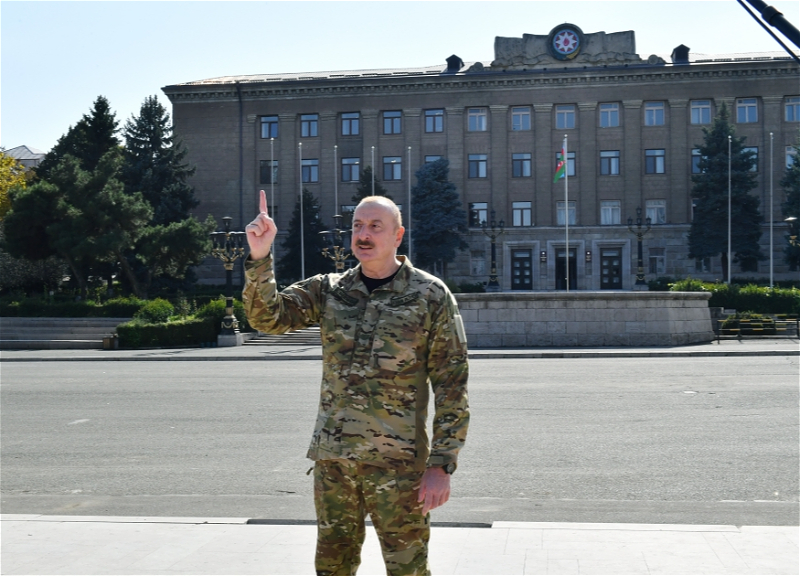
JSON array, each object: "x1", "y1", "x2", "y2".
[
  {"x1": 5, "y1": 145, "x2": 45, "y2": 169},
  {"x1": 162, "y1": 23, "x2": 800, "y2": 288}
]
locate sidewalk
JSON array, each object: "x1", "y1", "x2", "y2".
[
  {"x1": 2, "y1": 515, "x2": 797, "y2": 575},
  {"x1": 1, "y1": 337, "x2": 797, "y2": 362}
]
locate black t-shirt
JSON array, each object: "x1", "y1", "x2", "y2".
[{"x1": 360, "y1": 269, "x2": 399, "y2": 294}]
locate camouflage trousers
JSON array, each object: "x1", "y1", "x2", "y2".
[{"x1": 313, "y1": 459, "x2": 430, "y2": 576}]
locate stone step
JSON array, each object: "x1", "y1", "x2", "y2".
[
  {"x1": 244, "y1": 326, "x2": 321, "y2": 346},
  {"x1": 0, "y1": 317, "x2": 131, "y2": 350}
]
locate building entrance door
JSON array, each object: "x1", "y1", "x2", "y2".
[
  {"x1": 600, "y1": 248, "x2": 623, "y2": 289},
  {"x1": 511, "y1": 250, "x2": 533, "y2": 290},
  {"x1": 555, "y1": 248, "x2": 577, "y2": 290}
]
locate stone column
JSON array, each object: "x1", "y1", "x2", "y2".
[{"x1": 533, "y1": 103, "x2": 553, "y2": 226}]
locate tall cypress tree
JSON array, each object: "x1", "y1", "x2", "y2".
[
  {"x1": 276, "y1": 189, "x2": 330, "y2": 282},
  {"x1": 780, "y1": 143, "x2": 800, "y2": 270},
  {"x1": 688, "y1": 103, "x2": 763, "y2": 277}
]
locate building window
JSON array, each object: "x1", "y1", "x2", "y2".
[
  {"x1": 690, "y1": 100, "x2": 711, "y2": 125},
  {"x1": 383, "y1": 111, "x2": 402, "y2": 134},
  {"x1": 648, "y1": 248, "x2": 666, "y2": 275},
  {"x1": 600, "y1": 150, "x2": 620, "y2": 175},
  {"x1": 300, "y1": 114, "x2": 319, "y2": 137},
  {"x1": 644, "y1": 102, "x2": 665, "y2": 126},
  {"x1": 645, "y1": 149, "x2": 665, "y2": 174},
  {"x1": 599, "y1": 103, "x2": 620, "y2": 128},
  {"x1": 341, "y1": 112, "x2": 360, "y2": 136},
  {"x1": 555, "y1": 151, "x2": 576, "y2": 178},
  {"x1": 470, "y1": 251, "x2": 486, "y2": 275},
  {"x1": 736, "y1": 98, "x2": 758, "y2": 123},
  {"x1": 786, "y1": 96, "x2": 800, "y2": 122},
  {"x1": 425, "y1": 109, "x2": 444, "y2": 133},
  {"x1": 425, "y1": 155, "x2": 443, "y2": 163},
  {"x1": 512, "y1": 153, "x2": 531, "y2": 177},
  {"x1": 512, "y1": 201, "x2": 532, "y2": 226},
  {"x1": 556, "y1": 201, "x2": 576, "y2": 226},
  {"x1": 556, "y1": 105, "x2": 576, "y2": 129},
  {"x1": 340, "y1": 205, "x2": 357, "y2": 228},
  {"x1": 695, "y1": 257, "x2": 711, "y2": 273},
  {"x1": 468, "y1": 154, "x2": 488, "y2": 178},
  {"x1": 743, "y1": 147, "x2": 758, "y2": 172},
  {"x1": 260, "y1": 115, "x2": 278, "y2": 139},
  {"x1": 259, "y1": 160, "x2": 278, "y2": 184},
  {"x1": 600, "y1": 200, "x2": 621, "y2": 225},
  {"x1": 511, "y1": 107, "x2": 531, "y2": 131},
  {"x1": 341, "y1": 158, "x2": 360, "y2": 182},
  {"x1": 301, "y1": 159, "x2": 319, "y2": 183},
  {"x1": 468, "y1": 108, "x2": 488, "y2": 131},
  {"x1": 692, "y1": 149, "x2": 703, "y2": 174},
  {"x1": 469, "y1": 202, "x2": 488, "y2": 227},
  {"x1": 788, "y1": 146, "x2": 798, "y2": 169},
  {"x1": 646, "y1": 199, "x2": 667, "y2": 224},
  {"x1": 383, "y1": 156, "x2": 402, "y2": 180}
]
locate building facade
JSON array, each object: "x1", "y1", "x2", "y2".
[{"x1": 162, "y1": 23, "x2": 800, "y2": 288}]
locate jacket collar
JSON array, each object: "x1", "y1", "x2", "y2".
[{"x1": 340, "y1": 256, "x2": 414, "y2": 296}]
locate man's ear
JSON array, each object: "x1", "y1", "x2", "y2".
[{"x1": 395, "y1": 226, "x2": 406, "y2": 247}]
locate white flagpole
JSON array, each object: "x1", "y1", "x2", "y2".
[
  {"x1": 727, "y1": 135, "x2": 731, "y2": 285},
  {"x1": 770, "y1": 132, "x2": 774, "y2": 288},
  {"x1": 564, "y1": 135, "x2": 569, "y2": 292},
  {"x1": 407, "y1": 146, "x2": 412, "y2": 260},
  {"x1": 371, "y1": 146, "x2": 375, "y2": 196},
  {"x1": 299, "y1": 142, "x2": 305, "y2": 279},
  {"x1": 334, "y1": 145, "x2": 338, "y2": 215},
  {"x1": 270, "y1": 137, "x2": 276, "y2": 266}
]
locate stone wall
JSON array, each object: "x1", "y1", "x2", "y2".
[{"x1": 455, "y1": 291, "x2": 713, "y2": 348}]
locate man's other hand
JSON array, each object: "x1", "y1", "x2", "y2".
[{"x1": 418, "y1": 466, "x2": 451, "y2": 516}]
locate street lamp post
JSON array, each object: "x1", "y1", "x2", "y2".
[
  {"x1": 210, "y1": 217, "x2": 246, "y2": 344},
  {"x1": 628, "y1": 207, "x2": 652, "y2": 290},
  {"x1": 320, "y1": 214, "x2": 351, "y2": 273},
  {"x1": 482, "y1": 209, "x2": 505, "y2": 292}
]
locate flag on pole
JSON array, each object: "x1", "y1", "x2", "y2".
[{"x1": 553, "y1": 139, "x2": 567, "y2": 183}]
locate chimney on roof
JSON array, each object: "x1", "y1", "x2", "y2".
[
  {"x1": 671, "y1": 44, "x2": 690, "y2": 65},
  {"x1": 444, "y1": 54, "x2": 464, "y2": 74}
]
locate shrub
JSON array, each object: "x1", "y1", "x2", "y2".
[
  {"x1": 134, "y1": 298, "x2": 174, "y2": 324},
  {"x1": 195, "y1": 297, "x2": 251, "y2": 333},
  {"x1": 456, "y1": 281, "x2": 486, "y2": 293},
  {"x1": 102, "y1": 297, "x2": 146, "y2": 317},
  {"x1": 669, "y1": 277, "x2": 710, "y2": 292},
  {"x1": 117, "y1": 318, "x2": 217, "y2": 349}
]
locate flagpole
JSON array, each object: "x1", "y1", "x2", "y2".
[
  {"x1": 270, "y1": 137, "x2": 276, "y2": 267},
  {"x1": 769, "y1": 132, "x2": 774, "y2": 289},
  {"x1": 565, "y1": 135, "x2": 569, "y2": 292},
  {"x1": 299, "y1": 142, "x2": 305, "y2": 279}
]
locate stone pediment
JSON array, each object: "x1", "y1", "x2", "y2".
[{"x1": 491, "y1": 24, "x2": 643, "y2": 70}]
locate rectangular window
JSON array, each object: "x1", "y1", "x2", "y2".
[
  {"x1": 644, "y1": 102, "x2": 665, "y2": 126},
  {"x1": 695, "y1": 257, "x2": 711, "y2": 273},
  {"x1": 645, "y1": 149, "x2": 665, "y2": 174},
  {"x1": 383, "y1": 111, "x2": 402, "y2": 134},
  {"x1": 260, "y1": 115, "x2": 279, "y2": 139},
  {"x1": 259, "y1": 160, "x2": 278, "y2": 184},
  {"x1": 301, "y1": 159, "x2": 319, "y2": 183},
  {"x1": 469, "y1": 202, "x2": 488, "y2": 227},
  {"x1": 600, "y1": 200, "x2": 621, "y2": 225},
  {"x1": 468, "y1": 154, "x2": 488, "y2": 178},
  {"x1": 600, "y1": 150, "x2": 620, "y2": 175},
  {"x1": 556, "y1": 105, "x2": 576, "y2": 129},
  {"x1": 512, "y1": 201, "x2": 532, "y2": 226},
  {"x1": 383, "y1": 156, "x2": 402, "y2": 180},
  {"x1": 648, "y1": 247, "x2": 666, "y2": 275},
  {"x1": 467, "y1": 108, "x2": 488, "y2": 132},
  {"x1": 599, "y1": 103, "x2": 620, "y2": 128},
  {"x1": 512, "y1": 153, "x2": 531, "y2": 177},
  {"x1": 556, "y1": 201, "x2": 576, "y2": 226},
  {"x1": 341, "y1": 205, "x2": 357, "y2": 228},
  {"x1": 555, "y1": 151, "x2": 576, "y2": 178},
  {"x1": 786, "y1": 96, "x2": 800, "y2": 122},
  {"x1": 341, "y1": 112, "x2": 360, "y2": 136},
  {"x1": 691, "y1": 100, "x2": 711, "y2": 125},
  {"x1": 425, "y1": 155, "x2": 443, "y2": 163},
  {"x1": 341, "y1": 158, "x2": 360, "y2": 182},
  {"x1": 300, "y1": 114, "x2": 319, "y2": 138},
  {"x1": 737, "y1": 98, "x2": 758, "y2": 123},
  {"x1": 511, "y1": 107, "x2": 531, "y2": 131},
  {"x1": 788, "y1": 146, "x2": 798, "y2": 169},
  {"x1": 646, "y1": 199, "x2": 667, "y2": 224},
  {"x1": 692, "y1": 149, "x2": 703, "y2": 174},
  {"x1": 743, "y1": 146, "x2": 758, "y2": 172},
  {"x1": 425, "y1": 109, "x2": 444, "y2": 133}
]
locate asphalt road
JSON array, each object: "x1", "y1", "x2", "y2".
[{"x1": 1, "y1": 356, "x2": 797, "y2": 526}]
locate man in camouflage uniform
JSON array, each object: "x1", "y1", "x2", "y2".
[{"x1": 243, "y1": 191, "x2": 469, "y2": 576}]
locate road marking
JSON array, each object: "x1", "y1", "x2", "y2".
[{"x1": 67, "y1": 419, "x2": 90, "y2": 425}]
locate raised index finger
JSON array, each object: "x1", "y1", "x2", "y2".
[{"x1": 259, "y1": 189, "x2": 268, "y2": 215}]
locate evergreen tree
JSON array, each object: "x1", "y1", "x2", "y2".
[
  {"x1": 780, "y1": 142, "x2": 800, "y2": 270},
  {"x1": 688, "y1": 103, "x2": 763, "y2": 277},
  {"x1": 352, "y1": 165, "x2": 390, "y2": 204},
  {"x1": 276, "y1": 189, "x2": 330, "y2": 282},
  {"x1": 410, "y1": 159, "x2": 468, "y2": 277}
]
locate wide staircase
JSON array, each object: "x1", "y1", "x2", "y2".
[
  {"x1": 244, "y1": 326, "x2": 321, "y2": 346},
  {"x1": 0, "y1": 318, "x2": 130, "y2": 350}
]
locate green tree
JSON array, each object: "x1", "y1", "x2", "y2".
[
  {"x1": 351, "y1": 165, "x2": 390, "y2": 204},
  {"x1": 276, "y1": 189, "x2": 330, "y2": 282},
  {"x1": 780, "y1": 142, "x2": 800, "y2": 270},
  {"x1": 410, "y1": 159, "x2": 467, "y2": 277},
  {"x1": 688, "y1": 103, "x2": 763, "y2": 278},
  {"x1": 0, "y1": 150, "x2": 28, "y2": 220}
]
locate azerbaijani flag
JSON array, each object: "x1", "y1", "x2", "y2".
[{"x1": 553, "y1": 139, "x2": 567, "y2": 183}]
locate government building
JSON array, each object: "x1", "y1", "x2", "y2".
[{"x1": 162, "y1": 23, "x2": 800, "y2": 289}]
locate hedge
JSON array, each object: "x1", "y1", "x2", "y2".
[
  {"x1": 0, "y1": 297, "x2": 145, "y2": 318},
  {"x1": 668, "y1": 279, "x2": 800, "y2": 315},
  {"x1": 116, "y1": 318, "x2": 217, "y2": 349}
]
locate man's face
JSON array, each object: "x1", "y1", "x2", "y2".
[{"x1": 351, "y1": 202, "x2": 404, "y2": 268}]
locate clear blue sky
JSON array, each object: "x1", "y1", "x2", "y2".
[{"x1": 2, "y1": 0, "x2": 798, "y2": 153}]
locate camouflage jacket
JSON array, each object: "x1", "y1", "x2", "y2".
[{"x1": 243, "y1": 254, "x2": 469, "y2": 472}]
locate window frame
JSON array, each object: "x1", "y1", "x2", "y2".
[
  {"x1": 301, "y1": 158, "x2": 319, "y2": 183},
  {"x1": 644, "y1": 102, "x2": 665, "y2": 126},
  {"x1": 383, "y1": 111, "x2": 402, "y2": 135},
  {"x1": 468, "y1": 154, "x2": 488, "y2": 178},
  {"x1": 786, "y1": 96, "x2": 800, "y2": 122},
  {"x1": 556, "y1": 105, "x2": 576, "y2": 129},
  {"x1": 555, "y1": 151, "x2": 576, "y2": 178},
  {"x1": 424, "y1": 109, "x2": 444, "y2": 133},
  {"x1": 511, "y1": 153, "x2": 532, "y2": 178},
  {"x1": 469, "y1": 202, "x2": 488, "y2": 227},
  {"x1": 690, "y1": 100, "x2": 711, "y2": 125},
  {"x1": 424, "y1": 155, "x2": 443, "y2": 164},
  {"x1": 691, "y1": 149, "x2": 704, "y2": 174},
  {"x1": 341, "y1": 112, "x2": 360, "y2": 136},
  {"x1": 600, "y1": 200, "x2": 621, "y2": 225},
  {"x1": 512, "y1": 201, "x2": 532, "y2": 227},
  {"x1": 382, "y1": 156, "x2": 402, "y2": 181},
  {"x1": 259, "y1": 160, "x2": 278, "y2": 185},
  {"x1": 743, "y1": 146, "x2": 758, "y2": 172},
  {"x1": 341, "y1": 157, "x2": 360, "y2": 182},
  {"x1": 599, "y1": 103, "x2": 620, "y2": 128},
  {"x1": 645, "y1": 149, "x2": 666, "y2": 174},
  {"x1": 511, "y1": 106, "x2": 531, "y2": 131},
  {"x1": 736, "y1": 98, "x2": 758, "y2": 123},
  {"x1": 599, "y1": 150, "x2": 620, "y2": 176},
  {"x1": 646, "y1": 199, "x2": 667, "y2": 224},
  {"x1": 556, "y1": 201, "x2": 576, "y2": 226},
  {"x1": 260, "y1": 115, "x2": 279, "y2": 139},
  {"x1": 467, "y1": 108, "x2": 488, "y2": 132}
]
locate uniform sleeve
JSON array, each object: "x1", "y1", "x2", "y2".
[
  {"x1": 242, "y1": 254, "x2": 324, "y2": 334},
  {"x1": 425, "y1": 287, "x2": 470, "y2": 471}
]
